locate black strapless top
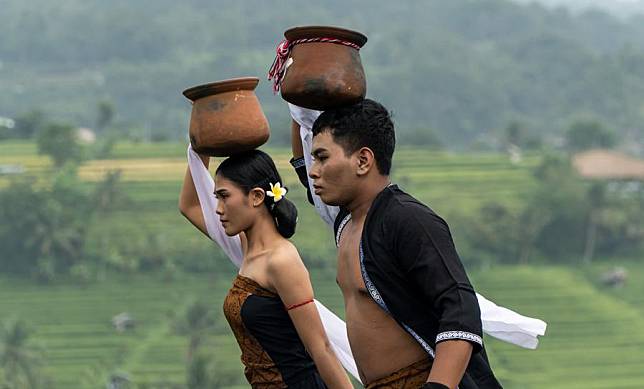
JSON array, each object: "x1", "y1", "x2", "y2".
[{"x1": 223, "y1": 274, "x2": 325, "y2": 388}]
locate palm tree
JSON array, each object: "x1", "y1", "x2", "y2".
[
  {"x1": 173, "y1": 300, "x2": 216, "y2": 361},
  {"x1": 0, "y1": 318, "x2": 44, "y2": 388},
  {"x1": 583, "y1": 183, "x2": 607, "y2": 264}
]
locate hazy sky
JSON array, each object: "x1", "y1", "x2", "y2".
[{"x1": 512, "y1": 0, "x2": 644, "y2": 17}]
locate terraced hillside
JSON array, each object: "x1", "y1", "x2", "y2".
[
  {"x1": 1, "y1": 265, "x2": 643, "y2": 388},
  {"x1": 2, "y1": 141, "x2": 641, "y2": 387},
  {"x1": 475, "y1": 266, "x2": 644, "y2": 389}
]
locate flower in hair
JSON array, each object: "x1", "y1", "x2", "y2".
[{"x1": 266, "y1": 182, "x2": 287, "y2": 202}]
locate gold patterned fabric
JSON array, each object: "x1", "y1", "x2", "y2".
[
  {"x1": 365, "y1": 358, "x2": 432, "y2": 389},
  {"x1": 223, "y1": 274, "x2": 288, "y2": 388}
]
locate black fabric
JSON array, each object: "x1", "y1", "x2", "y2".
[
  {"x1": 422, "y1": 383, "x2": 450, "y2": 389},
  {"x1": 290, "y1": 157, "x2": 314, "y2": 205},
  {"x1": 286, "y1": 370, "x2": 327, "y2": 388},
  {"x1": 334, "y1": 184, "x2": 502, "y2": 389},
  {"x1": 241, "y1": 294, "x2": 323, "y2": 387},
  {"x1": 333, "y1": 207, "x2": 351, "y2": 241}
]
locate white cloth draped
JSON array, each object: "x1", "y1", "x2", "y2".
[
  {"x1": 288, "y1": 103, "x2": 547, "y2": 350},
  {"x1": 186, "y1": 102, "x2": 546, "y2": 382}
]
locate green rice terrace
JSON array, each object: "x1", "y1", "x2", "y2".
[{"x1": 1, "y1": 141, "x2": 642, "y2": 388}]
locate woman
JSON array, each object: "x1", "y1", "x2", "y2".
[{"x1": 179, "y1": 146, "x2": 354, "y2": 389}]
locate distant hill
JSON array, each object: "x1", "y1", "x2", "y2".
[
  {"x1": 1, "y1": 0, "x2": 644, "y2": 147},
  {"x1": 512, "y1": 0, "x2": 644, "y2": 18}
]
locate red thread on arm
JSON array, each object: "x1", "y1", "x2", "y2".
[{"x1": 285, "y1": 299, "x2": 314, "y2": 311}]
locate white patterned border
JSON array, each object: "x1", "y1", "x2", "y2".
[
  {"x1": 290, "y1": 156, "x2": 306, "y2": 169},
  {"x1": 436, "y1": 331, "x2": 483, "y2": 346},
  {"x1": 359, "y1": 243, "x2": 436, "y2": 358},
  {"x1": 402, "y1": 323, "x2": 436, "y2": 358},
  {"x1": 335, "y1": 213, "x2": 352, "y2": 247}
]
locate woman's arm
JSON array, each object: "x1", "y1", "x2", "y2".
[
  {"x1": 180, "y1": 144, "x2": 246, "y2": 266},
  {"x1": 179, "y1": 152, "x2": 210, "y2": 237},
  {"x1": 267, "y1": 244, "x2": 353, "y2": 389}
]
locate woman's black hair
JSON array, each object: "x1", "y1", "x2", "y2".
[{"x1": 215, "y1": 150, "x2": 297, "y2": 238}]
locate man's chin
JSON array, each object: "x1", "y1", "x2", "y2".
[{"x1": 318, "y1": 193, "x2": 342, "y2": 207}]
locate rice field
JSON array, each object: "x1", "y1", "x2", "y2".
[{"x1": 1, "y1": 141, "x2": 642, "y2": 388}]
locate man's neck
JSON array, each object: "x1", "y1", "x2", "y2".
[{"x1": 346, "y1": 176, "x2": 391, "y2": 222}]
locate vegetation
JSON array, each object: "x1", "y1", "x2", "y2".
[
  {"x1": 1, "y1": 0, "x2": 644, "y2": 147},
  {"x1": 1, "y1": 1, "x2": 643, "y2": 386}
]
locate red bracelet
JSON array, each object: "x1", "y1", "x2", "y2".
[{"x1": 285, "y1": 299, "x2": 314, "y2": 311}]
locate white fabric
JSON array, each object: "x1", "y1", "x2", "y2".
[
  {"x1": 288, "y1": 103, "x2": 339, "y2": 227},
  {"x1": 477, "y1": 293, "x2": 546, "y2": 349},
  {"x1": 188, "y1": 146, "x2": 244, "y2": 268},
  {"x1": 288, "y1": 103, "x2": 547, "y2": 350},
  {"x1": 186, "y1": 145, "x2": 361, "y2": 382}
]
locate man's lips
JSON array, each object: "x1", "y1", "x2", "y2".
[{"x1": 312, "y1": 184, "x2": 323, "y2": 194}]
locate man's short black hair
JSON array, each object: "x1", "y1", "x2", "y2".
[{"x1": 311, "y1": 98, "x2": 395, "y2": 175}]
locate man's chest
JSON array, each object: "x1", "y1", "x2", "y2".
[{"x1": 336, "y1": 221, "x2": 367, "y2": 294}]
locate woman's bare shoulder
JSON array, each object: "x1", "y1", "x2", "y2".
[{"x1": 267, "y1": 240, "x2": 306, "y2": 274}]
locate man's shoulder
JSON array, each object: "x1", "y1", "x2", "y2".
[{"x1": 384, "y1": 186, "x2": 440, "y2": 223}]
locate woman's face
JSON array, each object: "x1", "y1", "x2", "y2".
[{"x1": 214, "y1": 174, "x2": 261, "y2": 236}]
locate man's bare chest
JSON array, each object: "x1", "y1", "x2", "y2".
[{"x1": 336, "y1": 221, "x2": 367, "y2": 294}]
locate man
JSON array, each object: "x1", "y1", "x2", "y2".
[{"x1": 289, "y1": 99, "x2": 503, "y2": 389}]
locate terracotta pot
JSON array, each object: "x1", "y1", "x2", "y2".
[
  {"x1": 280, "y1": 26, "x2": 367, "y2": 110},
  {"x1": 183, "y1": 77, "x2": 270, "y2": 156}
]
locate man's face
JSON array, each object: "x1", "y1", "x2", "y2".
[{"x1": 309, "y1": 130, "x2": 359, "y2": 206}]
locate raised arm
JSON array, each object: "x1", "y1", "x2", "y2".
[
  {"x1": 291, "y1": 119, "x2": 305, "y2": 160},
  {"x1": 267, "y1": 244, "x2": 353, "y2": 389},
  {"x1": 179, "y1": 144, "x2": 245, "y2": 267},
  {"x1": 179, "y1": 152, "x2": 210, "y2": 236},
  {"x1": 288, "y1": 103, "x2": 340, "y2": 227}
]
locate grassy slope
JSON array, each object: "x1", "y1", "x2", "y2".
[{"x1": 2, "y1": 141, "x2": 642, "y2": 387}]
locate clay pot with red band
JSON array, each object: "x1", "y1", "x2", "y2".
[
  {"x1": 183, "y1": 77, "x2": 270, "y2": 156},
  {"x1": 280, "y1": 26, "x2": 367, "y2": 110}
]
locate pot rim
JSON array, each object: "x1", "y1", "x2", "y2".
[
  {"x1": 284, "y1": 26, "x2": 367, "y2": 48},
  {"x1": 183, "y1": 77, "x2": 260, "y2": 101}
]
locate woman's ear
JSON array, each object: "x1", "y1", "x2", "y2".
[{"x1": 249, "y1": 187, "x2": 266, "y2": 207}]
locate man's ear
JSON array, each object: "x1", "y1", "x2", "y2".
[
  {"x1": 249, "y1": 187, "x2": 266, "y2": 207},
  {"x1": 356, "y1": 147, "x2": 376, "y2": 176}
]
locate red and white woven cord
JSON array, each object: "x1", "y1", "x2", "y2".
[{"x1": 267, "y1": 37, "x2": 361, "y2": 93}]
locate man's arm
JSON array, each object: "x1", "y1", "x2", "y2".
[
  {"x1": 388, "y1": 202, "x2": 483, "y2": 387},
  {"x1": 288, "y1": 118, "x2": 340, "y2": 227},
  {"x1": 289, "y1": 120, "x2": 315, "y2": 206},
  {"x1": 426, "y1": 340, "x2": 472, "y2": 388}
]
